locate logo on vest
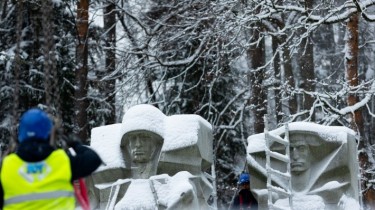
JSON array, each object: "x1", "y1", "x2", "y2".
[{"x1": 19, "y1": 161, "x2": 51, "y2": 183}]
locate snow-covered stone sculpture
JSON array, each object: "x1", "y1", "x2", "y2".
[
  {"x1": 246, "y1": 122, "x2": 360, "y2": 210},
  {"x1": 87, "y1": 104, "x2": 214, "y2": 210},
  {"x1": 120, "y1": 105, "x2": 165, "y2": 179}
]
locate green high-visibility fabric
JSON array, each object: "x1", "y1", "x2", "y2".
[{"x1": 1, "y1": 149, "x2": 75, "y2": 210}]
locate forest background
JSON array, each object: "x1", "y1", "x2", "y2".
[{"x1": 1, "y1": 0, "x2": 375, "y2": 209}]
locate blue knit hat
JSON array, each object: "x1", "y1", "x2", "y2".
[
  {"x1": 18, "y1": 108, "x2": 53, "y2": 143},
  {"x1": 238, "y1": 172, "x2": 250, "y2": 185}
]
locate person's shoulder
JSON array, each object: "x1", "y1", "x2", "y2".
[
  {"x1": 231, "y1": 193, "x2": 241, "y2": 204},
  {"x1": 239, "y1": 188, "x2": 251, "y2": 194}
]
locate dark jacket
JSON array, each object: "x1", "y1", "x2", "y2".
[
  {"x1": 229, "y1": 188, "x2": 258, "y2": 210},
  {"x1": 0, "y1": 139, "x2": 102, "y2": 208}
]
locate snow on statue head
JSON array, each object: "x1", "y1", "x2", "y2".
[
  {"x1": 246, "y1": 122, "x2": 360, "y2": 210},
  {"x1": 120, "y1": 104, "x2": 165, "y2": 138},
  {"x1": 88, "y1": 104, "x2": 215, "y2": 210},
  {"x1": 120, "y1": 104, "x2": 165, "y2": 179}
]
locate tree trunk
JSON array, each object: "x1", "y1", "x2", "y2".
[
  {"x1": 283, "y1": 46, "x2": 297, "y2": 117},
  {"x1": 1, "y1": 0, "x2": 8, "y2": 20},
  {"x1": 272, "y1": 36, "x2": 297, "y2": 123},
  {"x1": 42, "y1": 0, "x2": 59, "y2": 117},
  {"x1": 298, "y1": 36, "x2": 315, "y2": 117},
  {"x1": 298, "y1": 0, "x2": 315, "y2": 120},
  {"x1": 75, "y1": 0, "x2": 89, "y2": 142},
  {"x1": 346, "y1": 12, "x2": 375, "y2": 208},
  {"x1": 271, "y1": 16, "x2": 297, "y2": 123},
  {"x1": 272, "y1": 37, "x2": 282, "y2": 124},
  {"x1": 11, "y1": 0, "x2": 23, "y2": 148},
  {"x1": 312, "y1": 23, "x2": 335, "y2": 122},
  {"x1": 346, "y1": 12, "x2": 362, "y2": 146},
  {"x1": 102, "y1": 1, "x2": 116, "y2": 124},
  {"x1": 247, "y1": 28, "x2": 266, "y2": 133}
]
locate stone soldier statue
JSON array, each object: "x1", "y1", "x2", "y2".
[
  {"x1": 88, "y1": 104, "x2": 215, "y2": 210},
  {"x1": 246, "y1": 122, "x2": 360, "y2": 210}
]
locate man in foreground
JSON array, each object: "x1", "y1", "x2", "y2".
[{"x1": 0, "y1": 108, "x2": 102, "y2": 210}]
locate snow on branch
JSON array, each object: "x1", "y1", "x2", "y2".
[
  {"x1": 352, "y1": 0, "x2": 375, "y2": 22},
  {"x1": 153, "y1": 36, "x2": 208, "y2": 67},
  {"x1": 316, "y1": 80, "x2": 375, "y2": 125},
  {"x1": 338, "y1": 81, "x2": 375, "y2": 115},
  {"x1": 254, "y1": 0, "x2": 375, "y2": 24}
]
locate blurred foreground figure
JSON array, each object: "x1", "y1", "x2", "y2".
[{"x1": 0, "y1": 108, "x2": 101, "y2": 210}]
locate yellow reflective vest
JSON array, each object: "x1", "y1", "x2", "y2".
[{"x1": 1, "y1": 149, "x2": 75, "y2": 210}]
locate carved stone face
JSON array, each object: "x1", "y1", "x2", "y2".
[
  {"x1": 290, "y1": 139, "x2": 311, "y2": 174},
  {"x1": 128, "y1": 132, "x2": 154, "y2": 163},
  {"x1": 121, "y1": 131, "x2": 163, "y2": 164}
]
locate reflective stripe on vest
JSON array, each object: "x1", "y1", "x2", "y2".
[
  {"x1": 1, "y1": 149, "x2": 75, "y2": 210},
  {"x1": 4, "y1": 190, "x2": 74, "y2": 205}
]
